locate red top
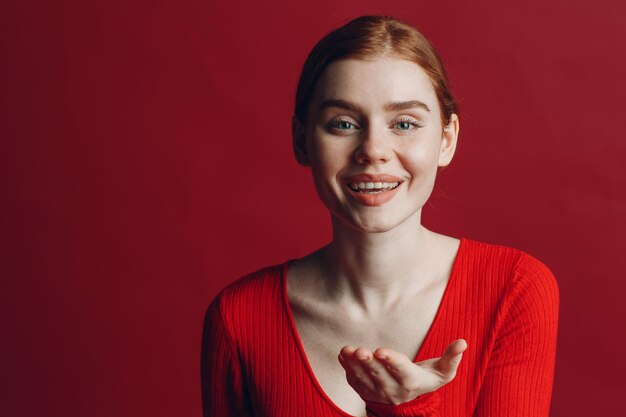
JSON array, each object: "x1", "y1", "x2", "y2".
[{"x1": 201, "y1": 238, "x2": 559, "y2": 416}]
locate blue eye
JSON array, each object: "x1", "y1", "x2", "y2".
[
  {"x1": 394, "y1": 118, "x2": 423, "y2": 130},
  {"x1": 328, "y1": 118, "x2": 359, "y2": 132},
  {"x1": 336, "y1": 121, "x2": 354, "y2": 130}
]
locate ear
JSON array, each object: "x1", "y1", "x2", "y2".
[
  {"x1": 438, "y1": 113, "x2": 459, "y2": 167},
  {"x1": 292, "y1": 116, "x2": 310, "y2": 166}
]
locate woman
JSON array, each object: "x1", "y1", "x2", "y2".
[{"x1": 201, "y1": 15, "x2": 559, "y2": 417}]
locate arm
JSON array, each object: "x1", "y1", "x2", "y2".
[
  {"x1": 473, "y1": 254, "x2": 560, "y2": 416},
  {"x1": 200, "y1": 294, "x2": 252, "y2": 417}
]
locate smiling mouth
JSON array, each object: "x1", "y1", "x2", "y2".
[{"x1": 347, "y1": 181, "x2": 400, "y2": 194}]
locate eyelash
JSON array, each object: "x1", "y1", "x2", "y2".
[
  {"x1": 327, "y1": 117, "x2": 423, "y2": 132},
  {"x1": 395, "y1": 117, "x2": 424, "y2": 130},
  {"x1": 329, "y1": 117, "x2": 357, "y2": 130}
]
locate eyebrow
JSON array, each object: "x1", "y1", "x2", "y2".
[
  {"x1": 384, "y1": 100, "x2": 430, "y2": 112},
  {"x1": 318, "y1": 99, "x2": 360, "y2": 112},
  {"x1": 318, "y1": 98, "x2": 430, "y2": 113}
]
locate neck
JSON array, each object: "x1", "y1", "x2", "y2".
[{"x1": 319, "y1": 211, "x2": 437, "y2": 313}]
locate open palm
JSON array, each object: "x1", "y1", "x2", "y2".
[{"x1": 338, "y1": 339, "x2": 468, "y2": 405}]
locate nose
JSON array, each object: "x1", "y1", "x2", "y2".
[{"x1": 353, "y1": 124, "x2": 392, "y2": 165}]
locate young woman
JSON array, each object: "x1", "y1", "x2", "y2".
[{"x1": 201, "y1": 15, "x2": 559, "y2": 417}]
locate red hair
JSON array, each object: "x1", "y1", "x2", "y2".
[{"x1": 294, "y1": 15, "x2": 457, "y2": 127}]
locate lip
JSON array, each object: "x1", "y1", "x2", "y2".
[
  {"x1": 344, "y1": 173, "x2": 403, "y2": 184},
  {"x1": 343, "y1": 173, "x2": 403, "y2": 207}
]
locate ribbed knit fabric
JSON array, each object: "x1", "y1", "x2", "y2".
[{"x1": 201, "y1": 238, "x2": 559, "y2": 416}]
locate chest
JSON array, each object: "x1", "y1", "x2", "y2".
[{"x1": 288, "y1": 288, "x2": 445, "y2": 416}]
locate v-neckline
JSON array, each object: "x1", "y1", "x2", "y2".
[{"x1": 280, "y1": 237, "x2": 467, "y2": 417}]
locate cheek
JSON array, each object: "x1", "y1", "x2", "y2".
[
  {"x1": 399, "y1": 144, "x2": 440, "y2": 175},
  {"x1": 309, "y1": 137, "x2": 351, "y2": 175},
  {"x1": 308, "y1": 144, "x2": 341, "y2": 190}
]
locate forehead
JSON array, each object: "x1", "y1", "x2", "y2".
[{"x1": 311, "y1": 57, "x2": 438, "y2": 111}]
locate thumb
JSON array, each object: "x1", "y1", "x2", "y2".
[{"x1": 436, "y1": 339, "x2": 468, "y2": 377}]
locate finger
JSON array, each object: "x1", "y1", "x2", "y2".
[
  {"x1": 354, "y1": 348, "x2": 398, "y2": 390},
  {"x1": 436, "y1": 339, "x2": 467, "y2": 376},
  {"x1": 338, "y1": 346, "x2": 353, "y2": 369},
  {"x1": 350, "y1": 347, "x2": 376, "y2": 381},
  {"x1": 354, "y1": 346, "x2": 372, "y2": 361},
  {"x1": 339, "y1": 346, "x2": 366, "y2": 377},
  {"x1": 373, "y1": 347, "x2": 416, "y2": 381},
  {"x1": 352, "y1": 347, "x2": 376, "y2": 383},
  {"x1": 339, "y1": 347, "x2": 377, "y2": 391},
  {"x1": 339, "y1": 345, "x2": 357, "y2": 360}
]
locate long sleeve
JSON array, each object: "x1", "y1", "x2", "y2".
[
  {"x1": 201, "y1": 293, "x2": 252, "y2": 417},
  {"x1": 365, "y1": 391, "x2": 441, "y2": 417},
  {"x1": 199, "y1": 240, "x2": 558, "y2": 417},
  {"x1": 473, "y1": 254, "x2": 559, "y2": 416}
]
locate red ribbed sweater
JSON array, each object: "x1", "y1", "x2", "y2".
[{"x1": 201, "y1": 238, "x2": 559, "y2": 416}]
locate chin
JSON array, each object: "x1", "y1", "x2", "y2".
[{"x1": 335, "y1": 212, "x2": 405, "y2": 234}]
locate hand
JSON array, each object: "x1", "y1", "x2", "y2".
[{"x1": 338, "y1": 339, "x2": 467, "y2": 405}]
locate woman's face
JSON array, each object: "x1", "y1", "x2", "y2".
[{"x1": 293, "y1": 56, "x2": 459, "y2": 233}]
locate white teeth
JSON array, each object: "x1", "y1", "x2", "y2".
[{"x1": 348, "y1": 181, "x2": 400, "y2": 191}]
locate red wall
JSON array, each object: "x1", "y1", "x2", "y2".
[{"x1": 1, "y1": 1, "x2": 625, "y2": 415}]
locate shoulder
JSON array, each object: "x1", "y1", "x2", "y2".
[
  {"x1": 205, "y1": 261, "x2": 289, "y2": 330},
  {"x1": 461, "y1": 237, "x2": 526, "y2": 266},
  {"x1": 509, "y1": 250, "x2": 560, "y2": 311},
  {"x1": 462, "y1": 237, "x2": 559, "y2": 305}
]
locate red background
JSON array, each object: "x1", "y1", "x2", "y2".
[{"x1": 1, "y1": 0, "x2": 625, "y2": 415}]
